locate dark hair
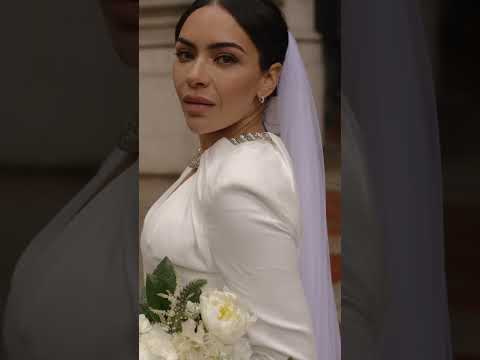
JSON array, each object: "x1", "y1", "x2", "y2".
[{"x1": 175, "y1": 0, "x2": 289, "y2": 96}]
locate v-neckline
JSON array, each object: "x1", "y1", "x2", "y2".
[
  {"x1": 162, "y1": 166, "x2": 196, "y2": 204},
  {"x1": 160, "y1": 133, "x2": 276, "y2": 204},
  {"x1": 161, "y1": 137, "x2": 230, "y2": 202}
]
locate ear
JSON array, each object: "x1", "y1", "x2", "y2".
[{"x1": 258, "y1": 63, "x2": 283, "y2": 99}]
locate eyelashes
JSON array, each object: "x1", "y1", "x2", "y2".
[
  {"x1": 174, "y1": 50, "x2": 239, "y2": 66},
  {"x1": 215, "y1": 54, "x2": 239, "y2": 65},
  {"x1": 175, "y1": 50, "x2": 194, "y2": 62}
]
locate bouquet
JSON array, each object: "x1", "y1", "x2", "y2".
[{"x1": 139, "y1": 257, "x2": 257, "y2": 360}]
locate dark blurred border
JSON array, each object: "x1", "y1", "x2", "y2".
[
  {"x1": 342, "y1": 0, "x2": 480, "y2": 359},
  {"x1": 0, "y1": 1, "x2": 139, "y2": 358},
  {"x1": 433, "y1": 1, "x2": 480, "y2": 359}
]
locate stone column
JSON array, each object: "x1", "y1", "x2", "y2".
[{"x1": 140, "y1": 0, "x2": 199, "y2": 176}]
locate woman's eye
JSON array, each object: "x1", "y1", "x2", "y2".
[
  {"x1": 175, "y1": 50, "x2": 194, "y2": 62},
  {"x1": 215, "y1": 54, "x2": 238, "y2": 65}
]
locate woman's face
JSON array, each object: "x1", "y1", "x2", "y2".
[{"x1": 173, "y1": 5, "x2": 272, "y2": 135}]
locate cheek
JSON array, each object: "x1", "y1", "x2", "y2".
[
  {"x1": 216, "y1": 70, "x2": 258, "y2": 106},
  {"x1": 172, "y1": 63, "x2": 184, "y2": 95}
]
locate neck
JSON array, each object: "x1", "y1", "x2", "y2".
[{"x1": 199, "y1": 105, "x2": 266, "y2": 151}]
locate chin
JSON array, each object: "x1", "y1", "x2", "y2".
[{"x1": 185, "y1": 116, "x2": 215, "y2": 135}]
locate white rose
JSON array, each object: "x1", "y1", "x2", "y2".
[
  {"x1": 139, "y1": 314, "x2": 153, "y2": 335},
  {"x1": 140, "y1": 323, "x2": 178, "y2": 360},
  {"x1": 200, "y1": 288, "x2": 257, "y2": 345}
]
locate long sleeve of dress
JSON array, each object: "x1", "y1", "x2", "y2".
[{"x1": 200, "y1": 141, "x2": 317, "y2": 359}]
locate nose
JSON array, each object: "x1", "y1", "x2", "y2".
[{"x1": 186, "y1": 58, "x2": 210, "y2": 89}]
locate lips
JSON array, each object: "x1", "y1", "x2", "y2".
[
  {"x1": 183, "y1": 95, "x2": 215, "y2": 106},
  {"x1": 182, "y1": 95, "x2": 216, "y2": 115}
]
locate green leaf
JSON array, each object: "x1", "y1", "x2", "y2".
[
  {"x1": 169, "y1": 279, "x2": 207, "y2": 333},
  {"x1": 140, "y1": 303, "x2": 161, "y2": 323},
  {"x1": 152, "y1": 257, "x2": 177, "y2": 286},
  {"x1": 145, "y1": 274, "x2": 167, "y2": 310},
  {"x1": 185, "y1": 279, "x2": 207, "y2": 304},
  {"x1": 145, "y1": 257, "x2": 177, "y2": 311}
]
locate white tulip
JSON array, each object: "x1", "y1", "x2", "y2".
[{"x1": 200, "y1": 288, "x2": 257, "y2": 345}]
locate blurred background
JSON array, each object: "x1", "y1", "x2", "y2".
[
  {"x1": 139, "y1": 0, "x2": 342, "y2": 317},
  {"x1": 0, "y1": 1, "x2": 138, "y2": 357},
  {"x1": 420, "y1": 0, "x2": 480, "y2": 358},
  {"x1": 342, "y1": 0, "x2": 480, "y2": 358}
]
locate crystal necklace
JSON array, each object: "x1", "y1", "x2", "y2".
[
  {"x1": 188, "y1": 147, "x2": 204, "y2": 170},
  {"x1": 188, "y1": 131, "x2": 272, "y2": 170}
]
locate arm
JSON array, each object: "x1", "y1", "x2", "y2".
[{"x1": 204, "y1": 153, "x2": 316, "y2": 359}]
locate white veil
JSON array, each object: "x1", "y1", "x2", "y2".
[{"x1": 264, "y1": 32, "x2": 341, "y2": 360}]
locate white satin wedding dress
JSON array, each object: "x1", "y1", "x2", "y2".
[{"x1": 141, "y1": 132, "x2": 317, "y2": 359}]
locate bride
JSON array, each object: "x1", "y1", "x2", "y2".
[{"x1": 140, "y1": 0, "x2": 340, "y2": 359}]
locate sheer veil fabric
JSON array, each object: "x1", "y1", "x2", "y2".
[{"x1": 264, "y1": 32, "x2": 341, "y2": 360}]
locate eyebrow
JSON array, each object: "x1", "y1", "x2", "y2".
[{"x1": 176, "y1": 37, "x2": 246, "y2": 54}]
